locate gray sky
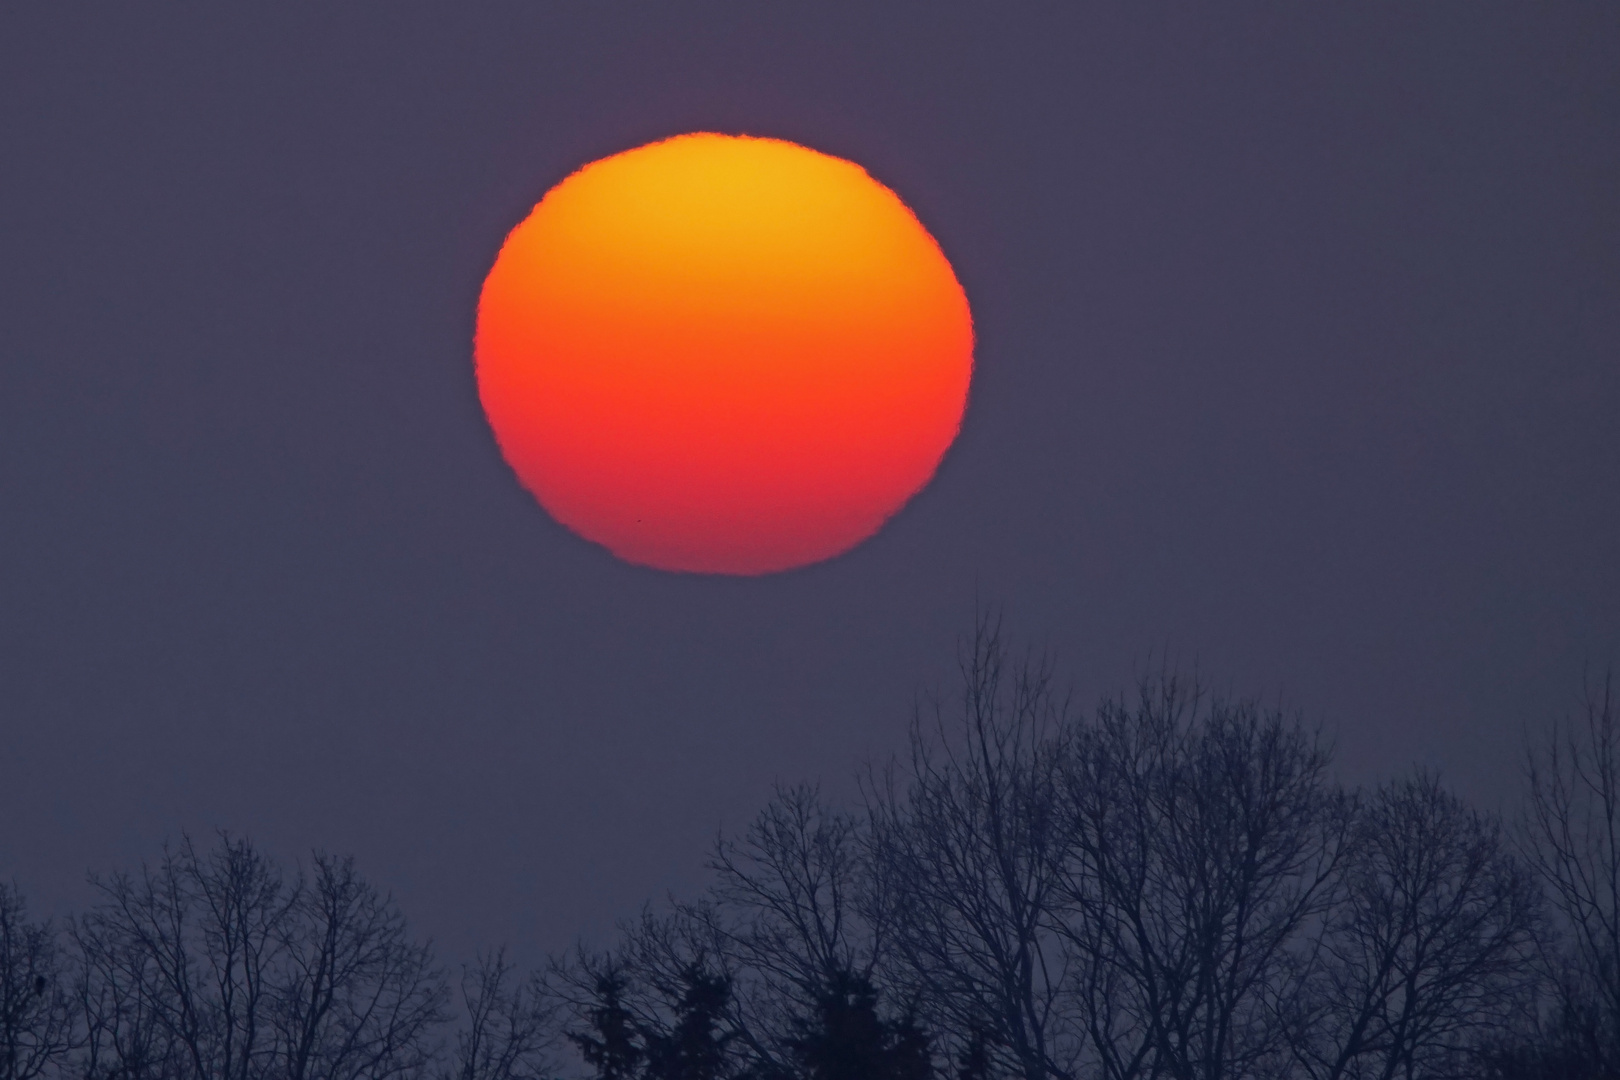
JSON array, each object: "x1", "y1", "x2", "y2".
[{"x1": 2, "y1": 4, "x2": 1616, "y2": 961}]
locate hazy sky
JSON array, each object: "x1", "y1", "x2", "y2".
[{"x1": 2, "y1": 5, "x2": 1616, "y2": 962}]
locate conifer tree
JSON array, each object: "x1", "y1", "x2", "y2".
[
  {"x1": 954, "y1": 1028, "x2": 990, "y2": 1080},
  {"x1": 570, "y1": 974, "x2": 644, "y2": 1080},
  {"x1": 644, "y1": 966, "x2": 733, "y2": 1080},
  {"x1": 886, "y1": 1012, "x2": 933, "y2": 1080},
  {"x1": 788, "y1": 970, "x2": 932, "y2": 1080}
]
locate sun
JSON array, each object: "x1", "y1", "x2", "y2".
[{"x1": 474, "y1": 133, "x2": 973, "y2": 574}]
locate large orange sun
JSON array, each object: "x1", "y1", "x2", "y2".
[{"x1": 474, "y1": 133, "x2": 973, "y2": 574}]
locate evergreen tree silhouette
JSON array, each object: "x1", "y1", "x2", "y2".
[
  {"x1": 954, "y1": 1027, "x2": 990, "y2": 1080},
  {"x1": 885, "y1": 1011, "x2": 933, "y2": 1080},
  {"x1": 571, "y1": 973, "x2": 644, "y2": 1080},
  {"x1": 644, "y1": 965, "x2": 734, "y2": 1080},
  {"x1": 788, "y1": 970, "x2": 932, "y2": 1080}
]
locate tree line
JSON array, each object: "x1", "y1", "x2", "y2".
[{"x1": 3, "y1": 621, "x2": 1617, "y2": 1079}]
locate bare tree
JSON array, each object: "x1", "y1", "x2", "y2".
[
  {"x1": 273, "y1": 852, "x2": 447, "y2": 1080},
  {"x1": 74, "y1": 833, "x2": 293, "y2": 1080},
  {"x1": 1286, "y1": 771, "x2": 1540, "y2": 1080},
  {"x1": 1522, "y1": 672, "x2": 1620, "y2": 1073},
  {"x1": 0, "y1": 884, "x2": 73, "y2": 1080},
  {"x1": 71, "y1": 833, "x2": 445, "y2": 1080},
  {"x1": 441, "y1": 949, "x2": 556, "y2": 1080},
  {"x1": 709, "y1": 784, "x2": 883, "y2": 998},
  {"x1": 73, "y1": 901, "x2": 181, "y2": 1080},
  {"x1": 698, "y1": 783, "x2": 889, "y2": 1073},
  {"x1": 869, "y1": 619, "x2": 1077, "y2": 1080},
  {"x1": 1056, "y1": 683, "x2": 1353, "y2": 1080}
]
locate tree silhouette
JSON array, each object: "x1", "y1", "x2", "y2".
[
  {"x1": 788, "y1": 970, "x2": 931, "y2": 1080},
  {"x1": 570, "y1": 973, "x2": 644, "y2": 1080},
  {"x1": 869, "y1": 619, "x2": 1070, "y2": 1080},
  {"x1": 953, "y1": 1027, "x2": 991, "y2": 1080},
  {"x1": 11, "y1": 625, "x2": 1620, "y2": 1080},
  {"x1": 443, "y1": 948, "x2": 557, "y2": 1080},
  {"x1": 71, "y1": 833, "x2": 446, "y2": 1080},
  {"x1": 1285, "y1": 771, "x2": 1540, "y2": 1079},
  {"x1": 1522, "y1": 673, "x2": 1620, "y2": 1077},
  {"x1": 642, "y1": 966, "x2": 733, "y2": 1080},
  {"x1": 0, "y1": 884, "x2": 73, "y2": 1080}
]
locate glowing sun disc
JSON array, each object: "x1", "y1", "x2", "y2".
[{"x1": 474, "y1": 132, "x2": 974, "y2": 574}]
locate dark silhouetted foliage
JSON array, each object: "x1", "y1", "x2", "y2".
[
  {"x1": 4, "y1": 628, "x2": 1620, "y2": 1080},
  {"x1": 643, "y1": 966, "x2": 734, "y2": 1080},
  {"x1": 570, "y1": 973, "x2": 645, "y2": 1080},
  {"x1": 0, "y1": 884, "x2": 73, "y2": 1080},
  {"x1": 953, "y1": 1027, "x2": 990, "y2": 1080},
  {"x1": 787, "y1": 971, "x2": 930, "y2": 1080}
]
